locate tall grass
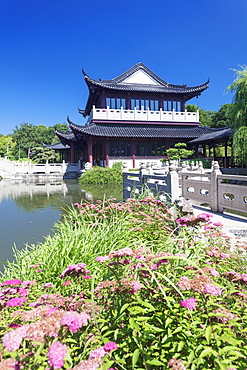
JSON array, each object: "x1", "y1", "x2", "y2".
[{"x1": 1, "y1": 198, "x2": 247, "y2": 369}]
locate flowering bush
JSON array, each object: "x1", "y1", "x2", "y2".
[{"x1": 0, "y1": 198, "x2": 247, "y2": 369}]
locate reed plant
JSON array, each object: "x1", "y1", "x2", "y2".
[{"x1": 0, "y1": 197, "x2": 247, "y2": 369}]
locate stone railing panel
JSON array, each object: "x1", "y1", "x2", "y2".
[
  {"x1": 92, "y1": 106, "x2": 199, "y2": 123},
  {"x1": 181, "y1": 173, "x2": 212, "y2": 207},
  {"x1": 217, "y1": 175, "x2": 247, "y2": 214}
]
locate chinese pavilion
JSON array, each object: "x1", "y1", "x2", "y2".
[{"x1": 55, "y1": 62, "x2": 217, "y2": 168}]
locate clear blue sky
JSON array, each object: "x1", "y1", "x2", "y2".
[{"x1": 1, "y1": 0, "x2": 247, "y2": 135}]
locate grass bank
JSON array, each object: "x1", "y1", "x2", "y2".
[{"x1": 0, "y1": 197, "x2": 247, "y2": 369}]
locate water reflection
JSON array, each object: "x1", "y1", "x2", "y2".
[{"x1": 0, "y1": 179, "x2": 122, "y2": 267}]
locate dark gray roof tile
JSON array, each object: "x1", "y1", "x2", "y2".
[
  {"x1": 188, "y1": 128, "x2": 235, "y2": 143},
  {"x1": 69, "y1": 121, "x2": 215, "y2": 139}
]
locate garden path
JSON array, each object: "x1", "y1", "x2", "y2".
[{"x1": 193, "y1": 205, "x2": 247, "y2": 241}]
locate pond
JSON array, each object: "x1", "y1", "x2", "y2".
[{"x1": 0, "y1": 179, "x2": 123, "y2": 269}]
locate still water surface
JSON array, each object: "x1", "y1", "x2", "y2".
[{"x1": 0, "y1": 179, "x2": 122, "y2": 267}]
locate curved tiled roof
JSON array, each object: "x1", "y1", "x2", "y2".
[
  {"x1": 83, "y1": 62, "x2": 209, "y2": 95},
  {"x1": 67, "y1": 121, "x2": 216, "y2": 139},
  {"x1": 82, "y1": 63, "x2": 209, "y2": 117},
  {"x1": 188, "y1": 128, "x2": 235, "y2": 143}
]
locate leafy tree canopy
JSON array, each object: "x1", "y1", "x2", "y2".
[
  {"x1": 226, "y1": 65, "x2": 247, "y2": 128},
  {"x1": 12, "y1": 123, "x2": 62, "y2": 159},
  {"x1": 186, "y1": 104, "x2": 214, "y2": 127},
  {"x1": 0, "y1": 135, "x2": 15, "y2": 159},
  {"x1": 232, "y1": 126, "x2": 247, "y2": 166},
  {"x1": 54, "y1": 123, "x2": 69, "y2": 133},
  {"x1": 211, "y1": 103, "x2": 234, "y2": 128}
]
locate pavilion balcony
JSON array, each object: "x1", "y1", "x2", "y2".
[{"x1": 89, "y1": 106, "x2": 200, "y2": 124}]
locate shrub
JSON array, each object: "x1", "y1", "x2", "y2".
[
  {"x1": 111, "y1": 161, "x2": 123, "y2": 170},
  {"x1": 166, "y1": 142, "x2": 194, "y2": 160},
  {"x1": 79, "y1": 166, "x2": 122, "y2": 185}
]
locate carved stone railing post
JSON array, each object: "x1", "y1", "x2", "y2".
[
  {"x1": 139, "y1": 163, "x2": 145, "y2": 184},
  {"x1": 45, "y1": 160, "x2": 49, "y2": 175},
  {"x1": 167, "y1": 162, "x2": 179, "y2": 202},
  {"x1": 181, "y1": 162, "x2": 187, "y2": 172},
  {"x1": 211, "y1": 161, "x2": 222, "y2": 212},
  {"x1": 198, "y1": 161, "x2": 204, "y2": 173}
]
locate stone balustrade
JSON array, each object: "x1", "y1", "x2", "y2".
[
  {"x1": 0, "y1": 158, "x2": 81, "y2": 180},
  {"x1": 91, "y1": 106, "x2": 199, "y2": 123},
  {"x1": 123, "y1": 161, "x2": 247, "y2": 215}
]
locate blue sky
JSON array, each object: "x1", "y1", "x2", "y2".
[{"x1": 0, "y1": 0, "x2": 247, "y2": 135}]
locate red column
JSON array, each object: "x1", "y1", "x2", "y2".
[
  {"x1": 88, "y1": 136, "x2": 93, "y2": 165},
  {"x1": 70, "y1": 142, "x2": 75, "y2": 163},
  {"x1": 105, "y1": 139, "x2": 109, "y2": 167},
  {"x1": 132, "y1": 140, "x2": 135, "y2": 169},
  {"x1": 126, "y1": 93, "x2": 131, "y2": 109}
]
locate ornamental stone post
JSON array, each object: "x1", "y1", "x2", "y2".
[
  {"x1": 211, "y1": 161, "x2": 222, "y2": 212},
  {"x1": 167, "y1": 162, "x2": 179, "y2": 203}
]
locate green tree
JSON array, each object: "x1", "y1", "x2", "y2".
[
  {"x1": 226, "y1": 65, "x2": 247, "y2": 128},
  {"x1": 12, "y1": 123, "x2": 37, "y2": 159},
  {"x1": 31, "y1": 146, "x2": 59, "y2": 163},
  {"x1": 0, "y1": 135, "x2": 15, "y2": 159},
  {"x1": 166, "y1": 142, "x2": 194, "y2": 160},
  {"x1": 12, "y1": 123, "x2": 60, "y2": 159},
  {"x1": 54, "y1": 123, "x2": 69, "y2": 133},
  {"x1": 186, "y1": 104, "x2": 214, "y2": 127},
  {"x1": 35, "y1": 125, "x2": 55, "y2": 145},
  {"x1": 232, "y1": 126, "x2": 247, "y2": 167},
  {"x1": 211, "y1": 103, "x2": 234, "y2": 128}
]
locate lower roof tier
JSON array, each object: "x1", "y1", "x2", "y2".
[{"x1": 56, "y1": 121, "x2": 221, "y2": 142}]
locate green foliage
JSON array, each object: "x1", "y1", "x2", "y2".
[
  {"x1": 111, "y1": 161, "x2": 123, "y2": 170},
  {"x1": 79, "y1": 166, "x2": 122, "y2": 185},
  {"x1": 0, "y1": 135, "x2": 15, "y2": 159},
  {"x1": 31, "y1": 146, "x2": 59, "y2": 163},
  {"x1": 1, "y1": 198, "x2": 247, "y2": 369},
  {"x1": 12, "y1": 123, "x2": 61, "y2": 159},
  {"x1": 186, "y1": 104, "x2": 215, "y2": 127},
  {"x1": 166, "y1": 142, "x2": 194, "y2": 160},
  {"x1": 232, "y1": 126, "x2": 247, "y2": 166},
  {"x1": 54, "y1": 123, "x2": 69, "y2": 133},
  {"x1": 226, "y1": 65, "x2": 247, "y2": 128},
  {"x1": 211, "y1": 103, "x2": 234, "y2": 128},
  {"x1": 189, "y1": 158, "x2": 211, "y2": 168}
]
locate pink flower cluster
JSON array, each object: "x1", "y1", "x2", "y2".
[
  {"x1": 177, "y1": 275, "x2": 222, "y2": 296},
  {"x1": 224, "y1": 270, "x2": 247, "y2": 285},
  {"x1": 203, "y1": 283, "x2": 222, "y2": 296},
  {"x1": 60, "y1": 263, "x2": 91, "y2": 279},
  {"x1": 89, "y1": 341, "x2": 118, "y2": 359},
  {"x1": 0, "y1": 279, "x2": 34, "y2": 307},
  {"x1": 1, "y1": 279, "x2": 22, "y2": 286},
  {"x1": 96, "y1": 247, "x2": 134, "y2": 263},
  {"x1": 176, "y1": 216, "x2": 191, "y2": 226},
  {"x1": 48, "y1": 341, "x2": 67, "y2": 369},
  {"x1": 61, "y1": 311, "x2": 90, "y2": 333},
  {"x1": 6, "y1": 297, "x2": 26, "y2": 307},
  {"x1": 180, "y1": 297, "x2": 197, "y2": 310},
  {"x1": 2, "y1": 307, "x2": 91, "y2": 352},
  {"x1": 176, "y1": 213, "x2": 213, "y2": 227},
  {"x1": 207, "y1": 249, "x2": 230, "y2": 259},
  {"x1": 2, "y1": 325, "x2": 29, "y2": 352}
]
